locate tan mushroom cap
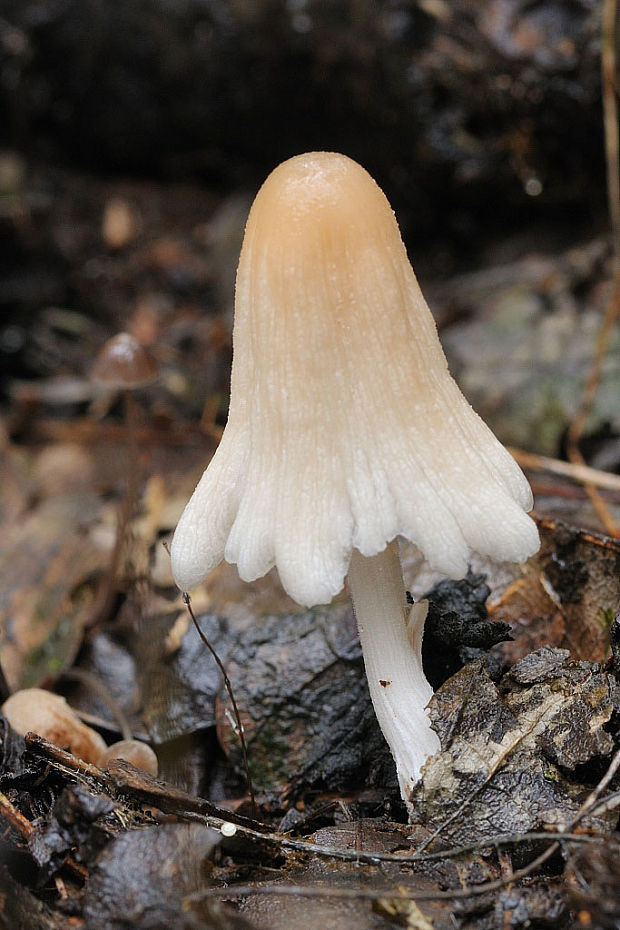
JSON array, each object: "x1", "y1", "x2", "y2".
[
  {"x1": 99, "y1": 739, "x2": 158, "y2": 776},
  {"x1": 91, "y1": 332, "x2": 158, "y2": 389},
  {"x1": 171, "y1": 152, "x2": 539, "y2": 605}
]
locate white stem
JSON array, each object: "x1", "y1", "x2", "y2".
[{"x1": 347, "y1": 541, "x2": 440, "y2": 809}]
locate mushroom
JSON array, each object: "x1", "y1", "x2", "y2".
[
  {"x1": 171, "y1": 152, "x2": 540, "y2": 808},
  {"x1": 91, "y1": 332, "x2": 159, "y2": 623},
  {"x1": 91, "y1": 332, "x2": 159, "y2": 391},
  {"x1": 99, "y1": 739, "x2": 159, "y2": 776}
]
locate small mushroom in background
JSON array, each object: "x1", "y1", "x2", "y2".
[
  {"x1": 91, "y1": 332, "x2": 159, "y2": 623},
  {"x1": 102, "y1": 197, "x2": 141, "y2": 251},
  {"x1": 99, "y1": 739, "x2": 158, "y2": 777},
  {"x1": 171, "y1": 152, "x2": 540, "y2": 812},
  {"x1": 91, "y1": 332, "x2": 159, "y2": 394},
  {"x1": 2, "y1": 688, "x2": 107, "y2": 764},
  {"x1": 90, "y1": 330, "x2": 158, "y2": 505}
]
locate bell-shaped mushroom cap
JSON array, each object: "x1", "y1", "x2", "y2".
[
  {"x1": 171, "y1": 152, "x2": 539, "y2": 606},
  {"x1": 91, "y1": 332, "x2": 158, "y2": 389}
]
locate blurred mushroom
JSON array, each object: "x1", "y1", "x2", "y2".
[
  {"x1": 2, "y1": 688, "x2": 106, "y2": 764},
  {"x1": 98, "y1": 739, "x2": 158, "y2": 776},
  {"x1": 102, "y1": 197, "x2": 140, "y2": 250},
  {"x1": 171, "y1": 153, "x2": 539, "y2": 810},
  {"x1": 91, "y1": 332, "x2": 158, "y2": 622},
  {"x1": 91, "y1": 332, "x2": 158, "y2": 392}
]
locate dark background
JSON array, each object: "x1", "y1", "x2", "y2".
[{"x1": 1, "y1": 0, "x2": 607, "y2": 254}]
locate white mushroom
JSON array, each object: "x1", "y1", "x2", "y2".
[{"x1": 171, "y1": 152, "x2": 540, "y2": 809}]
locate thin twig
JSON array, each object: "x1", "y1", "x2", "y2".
[
  {"x1": 182, "y1": 592, "x2": 258, "y2": 819},
  {"x1": 0, "y1": 789, "x2": 34, "y2": 839},
  {"x1": 408, "y1": 831, "x2": 598, "y2": 863},
  {"x1": 509, "y1": 447, "x2": 620, "y2": 494},
  {"x1": 24, "y1": 731, "x2": 260, "y2": 830}
]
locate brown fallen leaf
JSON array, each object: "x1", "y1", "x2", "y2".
[
  {"x1": 0, "y1": 493, "x2": 105, "y2": 690},
  {"x1": 489, "y1": 517, "x2": 620, "y2": 664}
]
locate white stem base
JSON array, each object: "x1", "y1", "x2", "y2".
[{"x1": 347, "y1": 542, "x2": 440, "y2": 810}]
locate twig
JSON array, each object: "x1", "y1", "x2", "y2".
[
  {"x1": 408, "y1": 831, "x2": 598, "y2": 863},
  {"x1": 160, "y1": 539, "x2": 257, "y2": 818},
  {"x1": 528, "y1": 481, "x2": 620, "y2": 502},
  {"x1": 30, "y1": 418, "x2": 212, "y2": 446},
  {"x1": 184, "y1": 882, "x2": 528, "y2": 904},
  {"x1": 24, "y1": 732, "x2": 261, "y2": 831},
  {"x1": 0, "y1": 789, "x2": 35, "y2": 839},
  {"x1": 509, "y1": 447, "x2": 620, "y2": 494},
  {"x1": 182, "y1": 592, "x2": 258, "y2": 819}
]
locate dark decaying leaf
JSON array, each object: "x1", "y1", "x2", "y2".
[
  {"x1": 65, "y1": 631, "x2": 140, "y2": 735},
  {"x1": 455, "y1": 882, "x2": 568, "y2": 930},
  {"x1": 126, "y1": 612, "x2": 230, "y2": 795},
  {"x1": 28, "y1": 783, "x2": 116, "y2": 875},
  {"x1": 215, "y1": 605, "x2": 397, "y2": 803},
  {"x1": 134, "y1": 612, "x2": 228, "y2": 744},
  {"x1": 215, "y1": 580, "x2": 519, "y2": 804},
  {"x1": 421, "y1": 571, "x2": 512, "y2": 688},
  {"x1": 83, "y1": 822, "x2": 254, "y2": 930},
  {"x1": 0, "y1": 494, "x2": 105, "y2": 690},
  {"x1": 489, "y1": 519, "x2": 620, "y2": 665},
  {"x1": 410, "y1": 648, "x2": 616, "y2": 846},
  {"x1": 0, "y1": 865, "x2": 65, "y2": 930}
]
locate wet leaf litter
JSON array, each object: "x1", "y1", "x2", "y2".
[{"x1": 1, "y1": 536, "x2": 619, "y2": 929}]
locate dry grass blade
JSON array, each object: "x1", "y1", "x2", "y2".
[{"x1": 509, "y1": 447, "x2": 620, "y2": 494}]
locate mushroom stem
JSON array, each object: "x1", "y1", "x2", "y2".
[{"x1": 347, "y1": 541, "x2": 440, "y2": 808}]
